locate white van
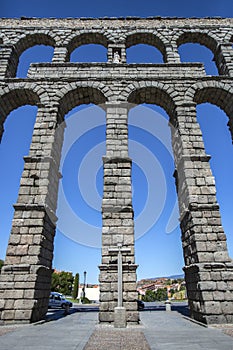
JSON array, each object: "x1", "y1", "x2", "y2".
[{"x1": 48, "y1": 292, "x2": 73, "y2": 309}]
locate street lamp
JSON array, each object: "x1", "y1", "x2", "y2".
[{"x1": 83, "y1": 271, "x2": 87, "y2": 300}]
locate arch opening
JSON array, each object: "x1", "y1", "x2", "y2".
[
  {"x1": 126, "y1": 44, "x2": 163, "y2": 64},
  {"x1": 17, "y1": 45, "x2": 54, "y2": 78},
  {"x1": 193, "y1": 86, "x2": 233, "y2": 118},
  {"x1": 177, "y1": 32, "x2": 219, "y2": 75},
  {"x1": 126, "y1": 33, "x2": 166, "y2": 62},
  {"x1": 178, "y1": 43, "x2": 218, "y2": 75},
  {"x1": 0, "y1": 105, "x2": 38, "y2": 261},
  {"x1": 70, "y1": 44, "x2": 107, "y2": 63},
  {"x1": 128, "y1": 102, "x2": 183, "y2": 282},
  {"x1": 53, "y1": 101, "x2": 106, "y2": 288},
  {"x1": 196, "y1": 102, "x2": 233, "y2": 257},
  {"x1": 7, "y1": 33, "x2": 55, "y2": 78},
  {"x1": 67, "y1": 33, "x2": 108, "y2": 61},
  {"x1": 0, "y1": 88, "x2": 40, "y2": 137},
  {"x1": 58, "y1": 86, "x2": 107, "y2": 119},
  {"x1": 128, "y1": 86, "x2": 177, "y2": 123}
]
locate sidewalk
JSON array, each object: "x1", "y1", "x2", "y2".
[
  {"x1": 0, "y1": 309, "x2": 232, "y2": 350},
  {"x1": 0, "y1": 310, "x2": 97, "y2": 350},
  {"x1": 141, "y1": 311, "x2": 233, "y2": 350}
]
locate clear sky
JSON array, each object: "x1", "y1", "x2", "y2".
[{"x1": 0, "y1": 0, "x2": 233, "y2": 284}]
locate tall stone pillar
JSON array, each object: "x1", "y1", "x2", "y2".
[
  {"x1": 172, "y1": 103, "x2": 233, "y2": 324},
  {"x1": 99, "y1": 102, "x2": 139, "y2": 325},
  {"x1": 165, "y1": 44, "x2": 181, "y2": 63},
  {"x1": 0, "y1": 104, "x2": 64, "y2": 323},
  {"x1": 52, "y1": 46, "x2": 69, "y2": 63}
]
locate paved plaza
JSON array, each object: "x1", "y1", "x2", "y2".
[{"x1": 0, "y1": 307, "x2": 232, "y2": 350}]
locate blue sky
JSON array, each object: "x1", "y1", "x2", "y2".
[
  {"x1": 0, "y1": 1, "x2": 233, "y2": 284},
  {"x1": 1, "y1": 0, "x2": 233, "y2": 18}
]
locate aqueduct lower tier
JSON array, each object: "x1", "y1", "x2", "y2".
[{"x1": 0, "y1": 17, "x2": 233, "y2": 325}]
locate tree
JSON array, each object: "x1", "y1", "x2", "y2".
[
  {"x1": 51, "y1": 271, "x2": 60, "y2": 292},
  {"x1": 0, "y1": 259, "x2": 4, "y2": 273},
  {"x1": 165, "y1": 279, "x2": 171, "y2": 285},
  {"x1": 72, "y1": 273, "x2": 79, "y2": 299},
  {"x1": 142, "y1": 290, "x2": 157, "y2": 302},
  {"x1": 169, "y1": 288, "x2": 175, "y2": 297},
  {"x1": 51, "y1": 271, "x2": 74, "y2": 295},
  {"x1": 155, "y1": 288, "x2": 167, "y2": 301}
]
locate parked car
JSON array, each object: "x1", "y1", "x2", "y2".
[
  {"x1": 137, "y1": 299, "x2": 144, "y2": 310},
  {"x1": 48, "y1": 292, "x2": 73, "y2": 309}
]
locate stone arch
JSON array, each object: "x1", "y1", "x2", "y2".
[
  {"x1": 0, "y1": 87, "x2": 40, "y2": 121},
  {"x1": 12, "y1": 33, "x2": 56, "y2": 56},
  {"x1": 175, "y1": 31, "x2": 221, "y2": 73},
  {"x1": 57, "y1": 84, "x2": 109, "y2": 118},
  {"x1": 176, "y1": 31, "x2": 219, "y2": 53},
  {"x1": 66, "y1": 32, "x2": 109, "y2": 61},
  {"x1": 186, "y1": 82, "x2": 233, "y2": 142},
  {"x1": 0, "y1": 85, "x2": 50, "y2": 143},
  {"x1": 126, "y1": 82, "x2": 177, "y2": 120},
  {"x1": 185, "y1": 81, "x2": 233, "y2": 118},
  {"x1": 7, "y1": 33, "x2": 56, "y2": 77},
  {"x1": 125, "y1": 31, "x2": 167, "y2": 62}
]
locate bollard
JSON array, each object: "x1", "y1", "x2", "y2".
[
  {"x1": 64, "y1": 303, "x2": 70, "y2": 315},
  {"x1": 165, "y1": 300, "x2": 171, "y2": 311}
]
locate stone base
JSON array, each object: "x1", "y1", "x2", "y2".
[
  {"x1": 0, "y1": 264, "x2": 51, "y2": 324},
  {"x1": 114, "y1": 307, "x2": 126, "y2": 328},
  {"x1": 184, "y1": 262, "x2": 233, "y2": 325}
]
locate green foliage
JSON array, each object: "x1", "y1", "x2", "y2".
[
  {"x1": 169, "y1": 288, "x2": 175, "y2": 296},
  {"x1": 180, "y1": 284, "x2": 186, "y2": 291},
  {"x1": 51, "y1": 271, "x2": 74, "y2": 295},
  {"x1": 142, "y1": 288, "x2": 168, "y2": 302},
  {"x1": 81, "y1": 296, "x2": 91, "y2": 304},
  {"x1": 142, "y1": 290, "x2": 157, "y2": 302},
  {"x1": 155, "y1": 288, "x2": 168, "y2": 301},
  {"x1": 0, "y1": 259, "x2": 4, "y2": 273},
  {"x1": 165, "y1": 279, "x2": 171, "y2": 285},
  {"x1": 51, "y1": 271, "x2": 59, "y2": 291},
  {"x1": 72, "y1": 273, "x2": 79, "y2": 299}
]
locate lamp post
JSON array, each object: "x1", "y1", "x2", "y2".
[
  {"x1": 83, "y1": 271, "x2": 87, "y2": 300},
  {"x1": 108, "y1": 244, "x2": 131, "y2": 328}
]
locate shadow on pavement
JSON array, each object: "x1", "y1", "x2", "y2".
[
  {"x1": 142, "y1": 305, "x2": 166, "y2": 311},
  {"x1": 141, "y1": 302, "x2": 190, "y2": 318},
  {"x1": 74, "y1": 306, "x2": 99, "y2": 312},
  {"x1": 45, "y1": 305, "x2": 99, "y2": 322},
  {"x1": 172, "y1": 304, "x2": 190, "y2": 317},
  {"x1": 45, "y1": 303, "x2": 189, "y2": 323}
]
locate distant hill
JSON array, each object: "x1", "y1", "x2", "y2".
[
  {"x1": 168, "y1": 274, "x2": 184, "y2": 280},
  {"x1": 141, "y1": 274, "x2": 184, "y2": 281}
]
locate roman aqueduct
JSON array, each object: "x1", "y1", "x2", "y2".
[{"x1": 0, "y1": 17, "x2": 233, "y2": 325}]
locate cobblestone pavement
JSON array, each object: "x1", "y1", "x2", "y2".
[{"x1": 84, "y1": 328, "x2": 150, "y2": 350}]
